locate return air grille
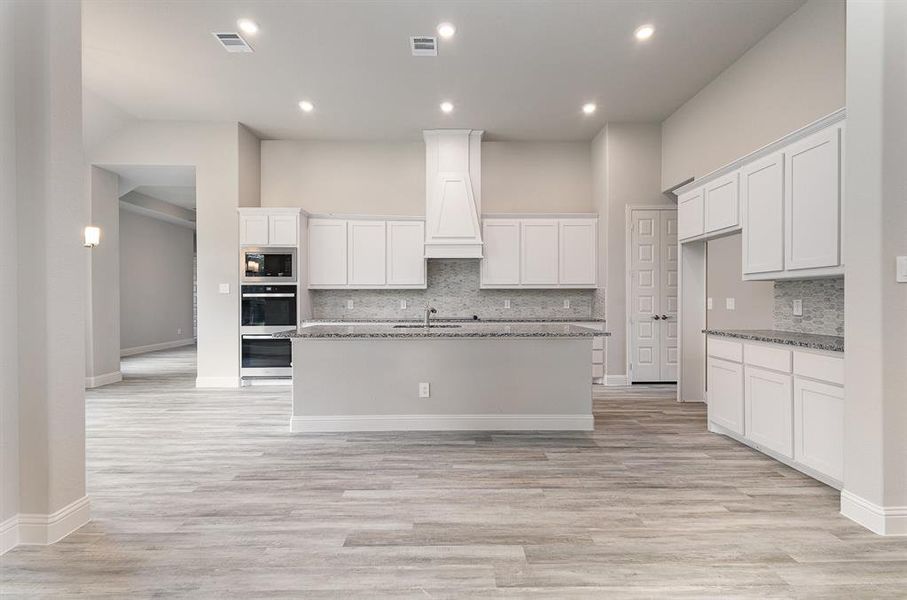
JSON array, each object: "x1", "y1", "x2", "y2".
[
  {"x1": 213, "y1": 32, "x2": 253, "y2": 53},
  {"x1": 410, "y1": 36, "x2": 437, "y2": 56}
]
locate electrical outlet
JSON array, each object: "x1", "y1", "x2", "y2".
[
  {"x1": 346, "y1": 299, "x2": 354, "y2": 309},
  {"x1": 177, "y1": 328, "x2": 182, "y2": 335},
  {"x1": 418, "y1": 382, "x2": 430, "y2": 398},
  {"x1": 563, "y1": 299, "x2": 570, "y2": 309},
  {"x1": 707, "y1": 297, "x2": 713, "y2": 310},
  {"x1": 400, "y1": 299, "x2": 407, "y2": 310},
  {"x1": 504, "y1": 299, "x2": 511, "y2": 309},
  {"x1": 793, "y1": 299, "x2": 803, "y2": 316},
  {"x1": 218, "y1": 283, "x2": 230, "y2": 294},
  {"x1": 725, "y1": 297, "x2": 735, "y2": 310}
]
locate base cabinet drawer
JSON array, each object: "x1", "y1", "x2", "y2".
[
  {"x1": 707, "y1": 357, "x2": 744, "y2": 435},
  {"x1": 744, "y1": 366, "x2": 793, "y2": 458},
  {"x1": 793, "y1": 377, "x2": 844, "y2": 481}
]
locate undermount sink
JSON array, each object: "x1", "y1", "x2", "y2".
[{"x1": 392, "y1": 324, "x2": 462, "y2": 329}]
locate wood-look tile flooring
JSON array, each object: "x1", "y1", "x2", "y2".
[{"x1": 3, "y1": 346, "x2": 906, "y2": 598}]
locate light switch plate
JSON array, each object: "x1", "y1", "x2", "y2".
[
  {"x1": 563, "y1": 299, "x2": 570, "y2": 309},
  {"x1": 418, "y1": 382, "x2": 430, "y2": 398},
  {"x1": 504, "y1": 299, "x2": 511, "y2": 309},
  {"x1": 346, "y1": 300, "x2": 354, "y2": 309},
  {"x1": 400, "y1": 299, "x2": 407, "y2": 310},
  {"x1": 793, "y1": 299, "x2": 803, "y2": 316},
  {"x1": 897, "y1": 256, "x2": 907, "y2": 283},
  {"x1": 707, "y1": 297, "x2": 713, "y2": 310},
  {"x1": 218, "y1": 283, "x2": 230, "y2": 294},
  {"x1": 725, "y1": 297, "x2": 735, "y2": 310}
]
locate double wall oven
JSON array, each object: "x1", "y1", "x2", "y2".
[{"x1": 241, "y1": 284, "x2": 296, "y2": 378}]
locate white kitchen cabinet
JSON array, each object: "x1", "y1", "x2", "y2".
[
  {"x1": 558, "y1": 219, "x2": 597, "y2": 286},
  {"x1": 308, "y1": 219, "x2": 348, "y2": 287},
  {"x1": 480, "y1": 219, "x2": 521, "y2": 286},
  {"x1": 386, "y1": 221, "x2": 426, "y2": 287},
  {"x1": 741, "y1": 152, "x2": 785, "y2": 275},
  {"x1": 240, "y1": 214, "x2": 270, "y2": 246},
  {"x1": 744, "y1": 366, "x2": 793, "y2": 458},
  {"x1": 520, "y1": 220, "x2": 559, "y2": 286},
  {"x1": 268, "y1": 214, "x2": 299, "y2": 246},
  {"x1": 784, "y1": 126, "x2": 842, "y2": 271},
  {"x1": 239, "y1": 210, "x2": 301, "y2": 247},
  {"x1": 707, "y1": 357, "x2": 744, "y2": 435},
  {"x1": 704, "y1": 172, "x2": 739, "y2": 233},
  {"x1": 347, "y1": 221, "x2": 387, "y2": 286},
  {"x1": 677, "y1": 187, "x2": 705, "y2": 241},
  {"x1": 794, "y1": 377, "x2": 844, "y2": 481}
]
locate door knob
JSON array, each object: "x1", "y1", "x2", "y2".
[
  {"x1": 652, "y1": 315, "x2": 661, "y2": 320},
  {"x1": 661, "y1": 314, "x2": 669, "y2": 320}
]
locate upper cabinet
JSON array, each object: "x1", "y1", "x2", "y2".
[
  {"x1": 309, "y1": 218, "x2": 426, "y2": 289},
  {"x1": 239, "y1": 208, "x2": 300, "y2": 247},
  {"x1": 677, "y1": 188, "x2": 705, "y2": 241},
  {"x1": 704, "y1": 172, "x2": 739, "y2": 233},
  {"x1": 481, "y1": 216, "x2": 597, "y2": 289},
  {"x1": 741, "y1": 152, "x2": 785, "y2": 275}
]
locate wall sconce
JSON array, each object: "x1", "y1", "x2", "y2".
[{"x1": 83, "y1": 226, "x2": 101, "y2": 248}]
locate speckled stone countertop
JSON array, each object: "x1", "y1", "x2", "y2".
[
  {"x1": 302, "y1": 317, "x2": 606, "y2": 324},
  {"x1": 276, "y1": 322, "x2": 609, "y2": 339},
  {"x1": 703, "y1": 329, "x2": 844, "y2": 353}
]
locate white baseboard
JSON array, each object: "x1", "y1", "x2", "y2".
[
  {"x1": 13, "y1": 496, "x2": 91, "y2": 549},
  {"x1": 121, "y1": 338, "x2": 195, "y2": 357},
  {"x1": 85, "y1": 370, "x2": 122, "y2": 388},
  {"x1": 841, "y1": 490, "x2": 907, "y2": 536},
  {"x1": 0, "y1": 514, "x2": 18, "y2": 555},
  {"x1": 196, "y1": 376, "x2": 240, "y2": 389},
  {"x1": 291, "y1": 413, "x2": 594, "y2": 433},
  {"x1": 604, "y1": 375, "x2": 629, "y2": 386}
]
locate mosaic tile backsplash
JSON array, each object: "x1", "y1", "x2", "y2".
[
  {"x1": 312, "y1": 259, "x2": 596, "y2": 320},
  {"x1": 773, "y1": 277, "x2": 844, "y2": 336}
]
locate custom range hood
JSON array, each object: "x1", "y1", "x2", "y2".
[{"x1": 423, "y1": 129, "x2": 484, "y2": 258}]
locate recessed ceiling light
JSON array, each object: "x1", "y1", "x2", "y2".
[
  {"x1": 437, "y1": 22, "x2": 456, "y2": 39},
  {"x1": 237, "y1": 19, "x2": 259, "y2": 35},
  {"x1": 440, "y1": 101, "x2": 454, "y2": 114},
  {"x1": 298, "y1": 100, "x2": 314, "y2": 113},
  {"x1": 634, "y1": 24, "x2": 655, "y2": 41},
  {"x1": 582, "y1": 103, "x2": 597, "y2": 115}
]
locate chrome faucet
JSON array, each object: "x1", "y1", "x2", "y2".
[{"x1": 424, "y1": 306, "x2": 437, "y2": 327}]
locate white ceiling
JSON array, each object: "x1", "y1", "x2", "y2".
[{"x1": 82, "y1": 0, "x2": 804, "y2": 141}]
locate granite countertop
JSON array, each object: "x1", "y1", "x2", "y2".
[
  {"x1": 276, "y1": 322, "x2": 609, "y2": 339},
  {"x1": 302, "y1": 317, "x2": 606, "y2": 324},
  {"x1": 703, "y1": 329, "x2": 844, "y2": 353}
]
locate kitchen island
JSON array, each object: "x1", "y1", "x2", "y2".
[{"x1": 275, "y1": 322, "x2": 606, "y2": 432}]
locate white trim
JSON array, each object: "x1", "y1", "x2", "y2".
[
  {"x1": 85, "y1": 370, "x2": 122, "y2": 388},
  {"x1": 841, "y1": 490, "x2": 907, "y2": 536},
  {"x1": 291, "y1": 414, "x2": 593, "y2": 433},
  {"x1": 195, "y1": 376, "x2": 241, "y2": 389},
  {"x1": 16, "y1": 496, "x2": 91, "y2": 547},
  {"x1": 603, "y1": 375, "x2": 629, "y2": 387},
  {"x1": 1, "y1": 514, "x2": 18, "y2": 555},
  {"x1": 482, "y1": 212, "x2": 600, "y2": 220},
  {"x1": 121, "y1": 338, "x2": 195, "y2": 357}
]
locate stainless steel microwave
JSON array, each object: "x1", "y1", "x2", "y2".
[{"x1": 241, "y1": 247, "x2": 297, "y2": 283}]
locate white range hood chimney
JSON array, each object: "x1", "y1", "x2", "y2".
[{"x1": 423, "y1": 129, "x2": 484, "y2": 258}]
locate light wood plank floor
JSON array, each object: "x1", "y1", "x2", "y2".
[{"x1": 2, "y1": 346, "x2": 906, "y2": 598}]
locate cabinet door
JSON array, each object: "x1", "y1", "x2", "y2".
[
  {"x1": 705, "y1": 172, "x2": 739, "y2": 233},
  {"x1": 785, "y1": 127, "x2": 842, "y2": 270},
  {"x1": 707, "y1": 357, "x2": 744, "y2": 435},
  {"x1": 268, "y1": 214, "x2": 298, "y2": 246},
  {"x1": 308, "y1": 219, "x2": 348, "y2": 287},
  {"x1": 794, "y1": 377, "x2": 844, "y2": 481},
  {"x1": 240, "y1": 214, "x2": 269, "y2": 246},
  {"x1": 481, "y1": 219, "x2": 521, "y2": 286},
  {"x1": 677, "y1": 188, "x2": 705, "y2": 241},
  {"x1": 386, "y1": 221, "x2": 425, "y2": 287},
  {"x1": 558, "y1": 219, "x2": 597, "y2": 286},
  {"x1": 347, "y1": 221, "x2": 387, "y2": 286},
  {"x1": 520, "y1": 220, "x2": 559, "y2": 285},
  {"x1": 741, "y1": 153, "x2": 784, "y2": 274},
  {"x1": 744, "y1": 366, "x2": 793, "y2": 458}
]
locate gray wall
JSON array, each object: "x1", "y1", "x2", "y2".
[
  {"x1": 313, "y1": 259, "x2": 594, "y2": 321},
  {"x1": 119, "y1": 209, "x2": 195, "y2": 351},
  {"x1": 706, "y1": 234, "x2": 774, "y2": 330},
  {"x1": 86, "y1": 166, "x2": 121, "y2": 379}
]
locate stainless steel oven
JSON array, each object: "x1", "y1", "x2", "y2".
[
  {"x1": 241, "y1": 334, "x2": 292, "y2": 378},
  {"x1": 241, "y1": 247, "x2": 297, "y2": 283},
  {"x1": 241, "y1": 284, "x2": 296, "y2": 378}
]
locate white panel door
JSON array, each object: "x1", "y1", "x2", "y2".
[
  {"x1": 480, "y1": 219, "x2": 521, "y2": 286},
  {"x1": 677, "y1": 187, "x2": 704, "y2": 241},
  {"x1": 558, "y1": 219, "x2": 597, "y2": 286},
  {"x1": 268, "y1": 214, "x2": 298, "y2": 247},
  {"x1": 741, "y1": 152, "x2": 785, "y2": 274},
  {"x1": 386, "y1": 221, "x2": 425, "y2": 287},
  {"x1": 659, "y1": 212, "x2": 679, "y2": 381},
  {"x1": 784, "y1": 127, "x2": 841, "y2": 270},
  {"x1": 630, "y1": 210, "x2": 661, "y2": 382},
  {"x1": 520, "y1": 220, "x2": 559, "y2": 285},
  {"x1": 240, "y1": 214, "x2": 269, "y2": 246},
  {"x1": 794, "y1": 378, "x2": 844, "y2": 481},
  {"x1": 707, "y1": 357, "x2": 744, "y2": 435},
  {"x1": 705, "y1": 172, "x2": 739, "y2": 233},
  {"x1": 744, "y1": 366, "x2": 793, "y2": 458},
  {"x1": 308, "y1": 219, "x2": 348, "y2": 287},
  {"x1": 347, "y1": 220, "x2": 387, "y2": 286}
]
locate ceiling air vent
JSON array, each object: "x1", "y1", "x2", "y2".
[
  {"x1": 410, "y1": 36, "x2": 437, "y2": 57},
  {"x1": 212, "y1": 32, "x2": 253, "y2": 53}
]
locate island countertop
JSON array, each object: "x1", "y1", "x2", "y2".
[
  {"x1": 275, "y1": 322, "x2": 608, "y2": 339},
  {"x1": 704, "y1": 329, "x2": 843, "y2": 353}
]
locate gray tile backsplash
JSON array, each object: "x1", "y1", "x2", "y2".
[
  {"x1": 773, "y1": 277, "x2": 844, "y2": 336},
  {"x1": 312, "y1": 259, "x2": 596, "y2": 320}
]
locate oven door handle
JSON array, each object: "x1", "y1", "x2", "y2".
[
  {"x1": 241, "y1": 293, "x2": 296, "y2": 298},
  {"x1": 242, "y1": 334, "x2": 285, "y2": 339}
]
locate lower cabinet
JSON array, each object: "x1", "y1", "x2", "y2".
[
  {"x1": 744, "y1": 366, "x2": 793, "y2": 458},
  {"x1": 707, "y1": 357, "x2": 743, "y2": 435},
  {"x1": 793, "y1": 377, "x2": 844, "y2": 481}
]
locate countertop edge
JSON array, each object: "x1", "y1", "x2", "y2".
[{"x1": 703, "y1": 329, "x2": 844, "y2": 353}]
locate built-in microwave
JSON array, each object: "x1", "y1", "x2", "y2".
[{"x1": 241, "y1": 247, "x2": 297, "y2": 283}]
